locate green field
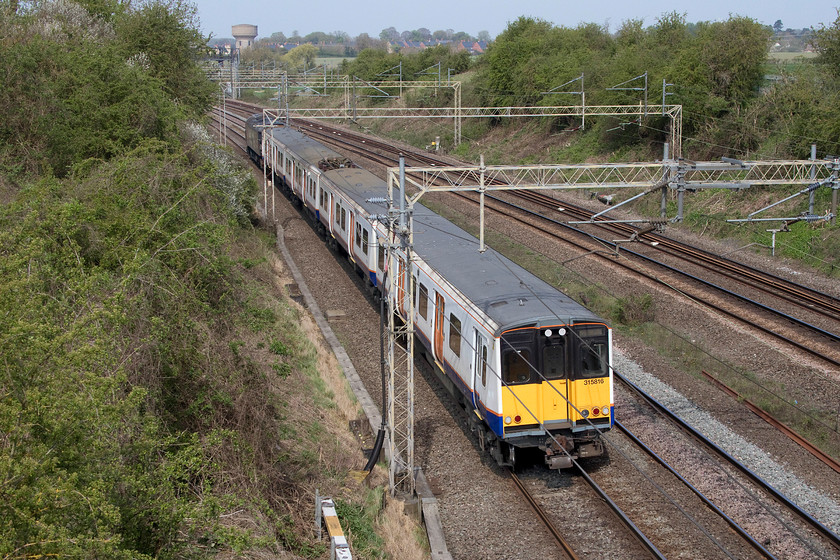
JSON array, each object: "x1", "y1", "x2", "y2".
[
  {"x1": 768, "y1": 50, "x2": 818, "y2": 60},
  {"x1": 315, "y1": 56, "x2": 354, "y2": 68}
]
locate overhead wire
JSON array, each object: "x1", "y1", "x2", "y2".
[
  {"x1": 268, "y1": 114, "x2": 837, "y2": 555},
  {"x1": 397, "y1": 201, "x2": 758, "y2": 555},
  {"x1": 431, "y1": 245, "x2": 776, "y2": 559},
  {"x1": 407, "y1": 180, "x2": 840, "y2": 438},
  {"x1": 448, "y1": 238, "x2": 830, "y2": 556}
]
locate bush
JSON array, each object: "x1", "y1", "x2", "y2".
[{"x1": 612, "y1": 293, "x2": 655, "y2": 326}]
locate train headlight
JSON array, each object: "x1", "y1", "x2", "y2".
[
  {"x1": 603, "y1": 405, "x2": 610, "y2": 416},
  {"x1": 580, "y1": 409, "x2": 589, "y2": 418},
  {"x1": 504, "y1": 416, "x2": 512, "y2": 425}
]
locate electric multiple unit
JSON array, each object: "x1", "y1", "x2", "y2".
[{"x1": 246, "y1": 116, "x2": 613, "y2": 468}]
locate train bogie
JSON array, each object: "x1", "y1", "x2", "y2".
[{"x1": 247, "y1": 116, "x2": 613, "y2": 470}]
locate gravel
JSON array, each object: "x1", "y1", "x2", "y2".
[
  {"x1": 251, "y1": 124, "x2": 840, "y2": 559},
  {"x1": 614, "y1": 347, "x2": 840, "y2": 536}
]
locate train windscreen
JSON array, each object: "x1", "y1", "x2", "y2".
[{"x1": 574, "y1": 325, "x2": 609, "y2": 379}]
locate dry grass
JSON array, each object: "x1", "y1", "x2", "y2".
[
  {"x1": 377, "y1": 494, "x2": 429, "y2": 560},
  {"x1": 260, "y1": 240, "x2": 429, "y2": 558}
]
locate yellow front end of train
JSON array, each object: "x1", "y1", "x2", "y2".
[
  {"x1": 500, "y1": 376, "x2": 612, "y2": 430},
  {"x1": 498, "y1": 323, "x2": 612, "y2": 466}
]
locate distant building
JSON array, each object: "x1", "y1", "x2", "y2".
[
  {"x1": 232, "y1": 24, "x2": 258, "y2": 51},
  {"x1": 389, "y1": 39, "x2": 488, "y2": 55}
]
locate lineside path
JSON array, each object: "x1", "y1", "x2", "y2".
[{"x1": 272, "y1": 218, "x2": 452, "y2": 560}]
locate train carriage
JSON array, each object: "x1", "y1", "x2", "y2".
[{"x1": 249, "y1": 119, "x2": 613, "y2": 469}]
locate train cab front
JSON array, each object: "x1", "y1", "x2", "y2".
[{"x1": 499, "y1": 321, "x2": 613, "y2": 469}]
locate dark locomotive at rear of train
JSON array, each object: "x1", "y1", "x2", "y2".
[{"x1": 246, "y1": 115, "x2": 614, "y2": 469}]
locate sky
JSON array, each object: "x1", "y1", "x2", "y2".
[{"x1": 192, "y1": 0, "x2": 839, "y2": 40}]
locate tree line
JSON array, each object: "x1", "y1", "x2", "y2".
[
  {"x1": 472, "y1": 13, "x2": 840, "y2": 160},
  {"x1": 0, "y1": 1, "x2": 302, "y2": 557},
  {"x1": 209, "y1": 27, "x2": 490, "y2": 47},
  {"x1": 238, "y1": 12, "x2": 840, "y2": 160}
]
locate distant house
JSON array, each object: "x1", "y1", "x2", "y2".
[
  {"x1": 454, "y1": 41, "x2": 487, "y2": 54},
  {"x1": 388, "y1": 39, "x2": 489, "y2": 54},
  {"x1": 391, "y1": 40, "x2": 427, "y2": 53}
]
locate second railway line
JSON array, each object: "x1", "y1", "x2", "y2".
[{"x1": 209, "y1": 101, "x2": 840, "y2": 559}]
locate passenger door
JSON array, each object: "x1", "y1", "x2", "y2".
[
  {"x1": 434, "y1": 293, "x2": 445, "y2": 362},
  {"x1": 472, "y1": 329, "x2": 488, "y2": 410},
  {"x1": 541, "y1": 338, "x2": 570, "y2": 425}
]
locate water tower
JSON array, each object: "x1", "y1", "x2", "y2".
[{"x1": 232, "y1": 24, "x2": 257, "y2": 51}]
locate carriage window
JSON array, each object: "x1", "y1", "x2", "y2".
[
  {"x1": 418, "y1": 282, "x2": 428, "y2": 319},
  {"x1": 362, "y1": 229, "x2": 369, "y2": 255},
  {"x1": 335, "y1": 202, "x2": 340, "y2": 225},
  {"x1": 481, "y1": 345, "x2": 488, "y2": 386},
  {"x1": 503, "y1": 349, "x2": 532, "y2": 384},
  {"x1": 448, "y1": 314, "x2": 462, "y2": 357},
  {"x1": 355, "y1": 223, "x2": 362, "y2": 247},
  {"x1": 320, "y1": 188, "x2": 327, "y2": 208},
  {"x1": 340, "y1": 207, "x2": 347, "y2": 230}
]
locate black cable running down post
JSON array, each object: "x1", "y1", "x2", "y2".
[{"x1": 364, "y1": 276, "x2": 388, "y2": 472}]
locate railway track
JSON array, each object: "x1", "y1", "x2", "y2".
[
  {"x1": 208, "y1": 102, "x2": 840, "y2": 558},
  {"x1": 290, "y1": 117, "x2": 840, "y2": 371},
  {"x1": 281, "y1": 112, "x2": 840, "y2": 325},
  {"x1": 509, "y1": 372, "x2": 840, "y2": 559},
  {"x1": 616, "y1": 371, "x2": 840, "y2": 558},
  {"x1": 210, "y1": 99, "x2": 840, "y2": 452}
]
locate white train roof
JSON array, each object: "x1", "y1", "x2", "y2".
[{"x1": 265, "y1": 125, "x2": 607, "y2": 336}]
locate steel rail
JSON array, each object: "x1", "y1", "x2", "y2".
[
  {"x1": 278, "y1": 114, "x2": 840, "y2": 369},
  {"x1": 508, "y1": 470, "x2": 581, "y2": 560},
  {"x1": 570, "y1": 461, "x2": 667, "y2": 559},
  {"x1": 615, "y1": 421, "x2": 777, "y2": 559},
  {"x1": 478, "y1": 194, "x2": 840, "y2": 367},
  {"x1": 285, "y1": 121, "x2": 840, "y2": 324},
  {"x1": 220, "y1": 102, "x2": 840, "y2": 554},
  {"x1": 618, "y1": 373, "x2": 840, "y2": 552},
  {"x1": 700, "y1": 371, "x2": 840, "y2": 475},
  {"x1": 289, "y1": 117, "x2": 840, "y2": 367},
  {"x1": 511, "y1": 190, "x2": 840, "y2": 320}
]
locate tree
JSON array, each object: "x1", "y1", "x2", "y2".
[
  {"x1": 284, "y1": 43, "x2": 318, "y2": 69},
  {"x1": 413, "y1": 27, "x2": 432, "y2": 41},
  {"x1": 74, "y1": 0, "x2": 125, "y2": 21},
  {"x1": 304, "y1": 31, "x2": 329, "y2": 44},
  {"x1": 380, "y1": 26, "x2": 399, "y2": 41},
  {"x1": 241, "y1": 44, "x2": 285, "y2": 66},
  {"x1": 478, "y1": 30, "x2": 491, "y2": 42},
  {"x1": 0, "y1": 5, "x2": 189, "y2": 176},
  {"x1": 773, "y1": 19, "x2": 784, "y2": 34},
  {"x1": 356, "y1": 32, "x2": 386, "y2": 51},
  {"x1": 114, "y1": 0, "x2": 213, "y2": 116},
  {"x1": 813, "y1": 10, "x2": 840, "y2": 77}
]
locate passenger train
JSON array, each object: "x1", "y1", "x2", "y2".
[{"x1": 246, "y1": 115, "x2": 613, "y2": 469}]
